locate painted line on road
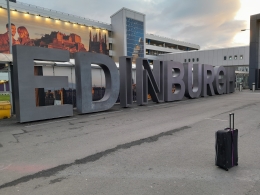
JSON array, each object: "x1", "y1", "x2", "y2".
[
  {"x1": 241, "y1": 93, "x2": 260, "y2": 95},
  {"x1": 25, "y1": 111, "x2": 123, "y2": 127},
  {"x1": 205, "y1": 118, "x2": 228, "y2": 122},
  {"x1": 130, "y1": 108, "x2": 139, "y2": 111},
  {"x1": 88, "y1": 110, "x2": 123, "y2": 117},
  {"x1": 128, "y1": 98, "x2": 203, "y2": 110},
  {"x1": 24, "y1": 118, "x2": 78, "y2": 128},
  {"x1": 24, "y1": 98, "x2": 203, "y2": 128},
  {"x1": 0, "y1": 164, "x2": 12, "y2": 171},
  {"x1": 147, "y1": 102, "x2": 181, "y2": 108},
  {"x1": 147, "y1": 99, "x2": 201, "y2": 108},
  {"x1": 147, "y1": 104, "x2": 165, "y2": 108}
]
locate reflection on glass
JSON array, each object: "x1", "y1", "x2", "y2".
[{"x1": 126, "y1": 17, "x2": 144, "y2": 63}]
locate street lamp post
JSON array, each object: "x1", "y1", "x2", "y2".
[
  {"x1": 6, "y1": 0, "x2": 14, "y2": 114},
  {"x1": 240, "y1": 28, "x2": 256, "y2": 91},
  {"x1": 6, "y1": 0, "x2": 12, "y2": 54}
]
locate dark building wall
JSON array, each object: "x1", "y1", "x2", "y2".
[{"x1": 249, "y1": 14, "x2": 260, "y2": 89}]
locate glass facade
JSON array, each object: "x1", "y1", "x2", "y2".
[{"x1": 126, "y1": 17, "x2": 144, "y2": 61}]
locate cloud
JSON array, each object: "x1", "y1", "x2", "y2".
[
  {"x1": 20, "y1": 0, "x2": 246, "y2": 49},
  {"x1": 145, "y1": 0, "x2": 245, "y2": 48}
]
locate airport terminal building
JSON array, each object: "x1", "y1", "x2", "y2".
[
  {"x1": 0, "y1": 1, "x2": 249, "y2": 84},
  {"x1": 0, "y1": 1, "x2": 200, "y2": 62},
  {"x1": 0, "y1": 0, "x2": 256, "y2": 116},
  {"x1": 0, "y1": 0, "x2": 200, "y2": 95}
]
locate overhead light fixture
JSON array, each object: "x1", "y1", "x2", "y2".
[{"x1": 241, "y1": 29, "x2": 250, "y2": 31}]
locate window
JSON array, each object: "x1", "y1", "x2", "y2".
[
  {"x1": 240, "y1": 55, "x2": 243, "y2": 60},
  {"x1": 184, "y1": 59, "x2": 186, "y2": 62},
  {"x1": 108, "y1": 31, "x2": 112, "y2": 37},
  {"x1": 224, "y1": 56, "x2": 227, "y2": 60},
  {"x1": 229, "y1": 56, "x2": 232, "y2": 60},
  {"x1": 234, "y1": 55, "x2": 237, "y2": 60},
  {"x1": 188, "y1": 59, "x2": 190, "y2": 62},
  {"x1": 126, "y1": 17, "x2": 144, "y2": 57},
  {"x1": 197, "y1": 58, "x2": 199, "y2": 62},
  {"x1": 192, "y1": 58, "x2": 194, "y2": 62}
]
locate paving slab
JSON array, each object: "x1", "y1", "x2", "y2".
[{"x1": 1, "y1": 90, "x2": 260, "y2": 194}]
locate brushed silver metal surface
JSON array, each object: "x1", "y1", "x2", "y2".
[
  {"x1": 12, "y1": 45, "x2": 73, "y2": 123},
  {"x1": 75, "y1": 52, "x2": 120, "y2": 114}
]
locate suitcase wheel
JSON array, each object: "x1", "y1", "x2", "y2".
[
  {"x1": 236, "y1": 163, "x2": 238, "y2": 166},
  {"x1": 225, "y1": 168, "x2": 228, "y2": 171}
]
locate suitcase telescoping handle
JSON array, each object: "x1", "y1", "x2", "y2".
[
  {"x1": 229, "y1": 113, "x2": 234, "y2": 130},
  {"x1": 229, "y1": 113, "x2": 235, "y2": 167}
]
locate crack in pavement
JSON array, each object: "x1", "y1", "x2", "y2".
[
  {"x1": 12, "y1": 134, "x2": 20, "y2": 143},
  {"x1": 69, "y1": 126, "x2": 84, "y2": 130},
  {"x1": 11, "y1": 130, "x2": 28, "y2": 143},
  {"x1": 215, "y1": 103, "x2": 258, "y2": 117},
  {"x1": 0, "y1": 125, "x2": 190, "y2": 189},
  {"x1": 49, "y1": 177, "x2": 68, "y2": 184}
]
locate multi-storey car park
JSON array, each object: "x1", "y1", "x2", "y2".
[{"x1": 0, "y1": 0, "x2": 256, "y2": 110}]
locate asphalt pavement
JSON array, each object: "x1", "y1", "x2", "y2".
[{"x1": 1, "y1": 89, "x2": 260, "y2": 195}]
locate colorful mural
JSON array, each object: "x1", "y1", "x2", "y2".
[{"x1": 0, "y1": 8, "x2": 109, "y2": 57}]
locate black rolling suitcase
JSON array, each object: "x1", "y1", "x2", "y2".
[{"x1": 215, "y1": 113, "x2": 238, "y2": 171}]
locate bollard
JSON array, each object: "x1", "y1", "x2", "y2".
[
  {"x1": 239, "y1": 83, "x2": 242, "y2": 92},
  {"x1": 252, "y1": 83, "x2": 255, "y2": 92}
]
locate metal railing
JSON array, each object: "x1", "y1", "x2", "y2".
[{"x1": 146, "y1": 33, "x2": 200, "y2": 48}]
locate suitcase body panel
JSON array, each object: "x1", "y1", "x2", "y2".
[{"x1": 215, "y1": 129, "x2": 238, "y2": 170}]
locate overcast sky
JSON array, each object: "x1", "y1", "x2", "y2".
[{"x1": 18, "y1": 0, "x2": 260, "y2": 50}]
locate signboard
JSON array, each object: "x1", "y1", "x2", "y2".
[
  {"x1": 12, "y1": 45, "x2": 236, "y2": 123},
  {"x1": 0, "y1": 8, "x2": 109, "y2": 57}
]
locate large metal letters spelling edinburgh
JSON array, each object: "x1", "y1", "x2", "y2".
[{"x1": 13, "y1": 46, "x2": 235, "y2": 123}]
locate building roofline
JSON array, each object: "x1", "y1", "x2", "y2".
[
  {"x1": 15, "y1": 1, "x2": 110, "y2": 25},
  {"x1": 0, "y1": 0, "x2": 111, "y2": 30},
  {"x1": 110, "y1": 7, "x2": 145, "y2": 18},
  {"x1": 160, "y1": 45, "x2": 249, "y2": 55},
  {"x1": 146, "y1": 33, "x2": 200, "y2": 49}
]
